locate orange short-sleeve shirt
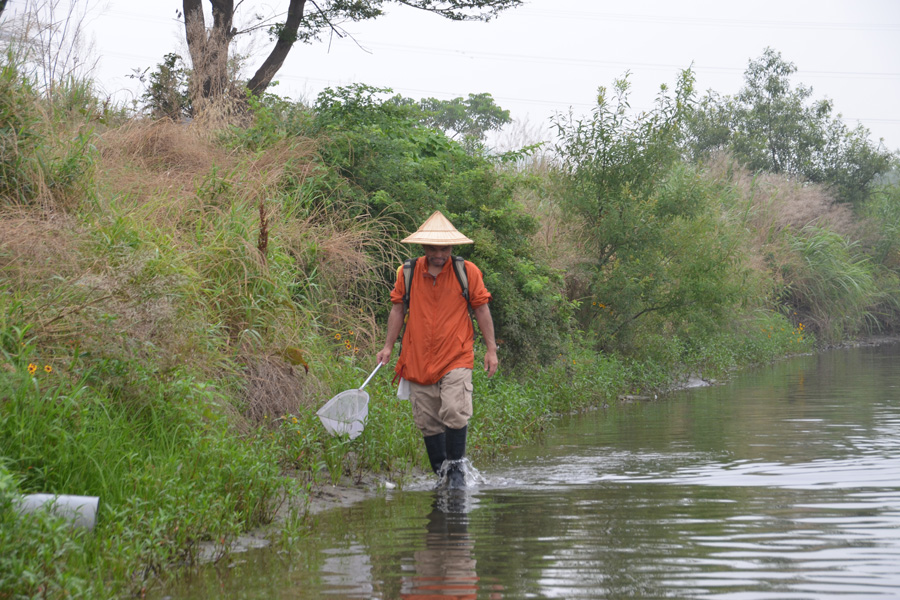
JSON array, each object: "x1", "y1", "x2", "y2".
[{"x1": 391, "y1": 257, "x2": 492, "y2": 385}]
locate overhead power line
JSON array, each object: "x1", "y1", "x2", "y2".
[
  {"x1": 516, "y1": 8, "x2": 900, "y2": 32},
  {"x1": 353, "y1": 40, "x2": 900, "y2": 80}
]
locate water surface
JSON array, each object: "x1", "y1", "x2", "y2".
[{"x1": 158, "y1": 343, "x2": 900, "y2": 599}]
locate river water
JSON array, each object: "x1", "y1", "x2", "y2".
[{"x1": 158, "y1": 343, "x2": 900, "y2": 599}]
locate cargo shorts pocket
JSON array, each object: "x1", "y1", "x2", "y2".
[
  {"x1": 440, "y1": 368, "x2": 473, "y2": 429},
  {"x1": 461, "y1": 380, "x2": 474, "y2": 419}
]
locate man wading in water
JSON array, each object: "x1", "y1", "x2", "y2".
[{"x1": 376, "y1": 211, "x2": 499, "y2": 488}]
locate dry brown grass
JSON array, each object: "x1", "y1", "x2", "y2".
[
  {"x1": 707, "y1": 154, "x2": 858, "y2": 240},
  {"x1": 0, "y1": 206, "x2": 190, "y2": 357},
  {"x1": 97, "y1": 118, "x2": 319, "y2": 199},
  {"x1": 241, "y1": 355, "x2": 330, "y2": 423},
  {"x1": 703, "y1": 154, "x2": 874, "y2": 327},
  {"x1": 277, "y1": 206, "x2": 400, "y2": 349},
  {"x1": 98, "y1": 118, "x2": 236, "y2": 196},
  {"x1": 0, "y1": 209, "x2": 82, "y2": 284},
  {"x1": 0, "y1": 210, "x2": 100, "y2": 345},
  {"x1": 96, "y1": 118, "x2": 321, "y2": 248}
]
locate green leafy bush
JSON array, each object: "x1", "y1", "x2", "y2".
[
  {"x1": 553, "y1": 71, "x2": 749, "y2": 353},
  {"x1": 0, "y1": 49, "x2": 43, "y2": 204}
]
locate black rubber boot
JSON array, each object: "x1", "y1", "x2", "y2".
[
  {"x1": 445, "y1": 426, "x2": 467, "y2": 489},
  {"x1": 423, "y1": 432, "x2": 447, "y2": 475}
]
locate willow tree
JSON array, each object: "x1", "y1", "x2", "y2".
[{"x1": 181, "y1": 0, "x2": 523, "y2": 100}]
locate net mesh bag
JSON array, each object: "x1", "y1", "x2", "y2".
[{"x1": 316, "y1": 389, "x2": 369, "y2": 439}]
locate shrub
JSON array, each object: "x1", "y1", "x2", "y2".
[{"x1": 553, "y1": 72, "x2": 750, "y2": 354}]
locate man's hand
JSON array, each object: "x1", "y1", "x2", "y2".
[
  {"x1": 375, "y1": 346, "x2": 392, "y2": 367},
  {"x1": 473, "y1": 303, "x2": 499, "y2": 377},
  {"x1": 484, "y1": 348, "x2": 499, "y2": 377}
]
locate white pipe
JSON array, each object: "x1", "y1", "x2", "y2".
[{"x1": 15, "y1": 494, "x2": 99, "y2": 530}]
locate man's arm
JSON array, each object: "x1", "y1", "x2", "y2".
[
  {"x1": 376, "y1": 302, "x2": 406, "y2": 366},
  {"x1": 473, "y1": 303, "x2": 499, "y2": 377}
]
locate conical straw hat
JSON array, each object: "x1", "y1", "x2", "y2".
[{"x1": 401, "y1": 211, "x2": 473, "y2": 245}]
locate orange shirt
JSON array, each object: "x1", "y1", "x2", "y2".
[{"x1": 391, "y1": 257, "x2": 492, "y2": 385}]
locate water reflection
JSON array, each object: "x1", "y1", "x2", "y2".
[
  {"x1": 320, "y1": 542, "x2": 375, "y2": 597},
  {"x1": 400, "y1": 491, "x2": 487, "y2": 599}
]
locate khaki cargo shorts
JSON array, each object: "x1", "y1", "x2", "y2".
[{"x1": 409, "y1": 368, "x2": 473, "y2": 436}]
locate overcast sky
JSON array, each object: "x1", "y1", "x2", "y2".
[{"x1": 11, "y1": 0, "x2": 900, "y2": 151}]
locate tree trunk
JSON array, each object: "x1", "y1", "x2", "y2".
[
  {"x1": 246, "y1": 0, "x2": 306, "y2": 96},
  {"x1": 183, "y1": 0, "x2": 234, "y2": 99}
]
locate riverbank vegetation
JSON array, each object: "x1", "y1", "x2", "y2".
[{"x1": 2, "y1": 21, "x2": 898, "y2": 597}]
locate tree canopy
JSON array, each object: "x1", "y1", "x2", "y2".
[
  {"x1": 181, "y1": 0, "x2": 523, "y2": 100},
  {"x1": 686, "y1": 48, "x2": 895, "y2": 205}
]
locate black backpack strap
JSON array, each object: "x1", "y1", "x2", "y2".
[
  {"x1": 450, "y1": 256, "x2": 471, "y2": 309},
  {"x1": 402, "y1": 258, "x2": 416, "y2": 311},
  {"x1": 451, "y1": 256, "x2": 477, "y2": 340},
  {"x1": 398, "y1": 258, "x2": 417, "y2": 354}
]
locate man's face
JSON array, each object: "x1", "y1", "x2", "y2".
[{"x1": 423, "y1": 245, "x2": 453, "y2": 269}]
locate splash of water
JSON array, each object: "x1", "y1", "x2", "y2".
[{"x1": 434, "y1": 458, "x2": 486, "y2": 490}]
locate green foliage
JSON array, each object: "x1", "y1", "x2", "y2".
[
  {"x1": 415, "y1": 92, "x2": 511, "y2": 152},
  {"x1": 863, "y1": 183, "x2": 900, "y2": 268},
  {"x1": 686, "y1": 48, "x2": 895, "y2": 205},
  {"x1": 860, "y1": 184, "x2": 900, "y2": 328},
  {"x1": 229, "y1": 91, "x2": 314, "y2": 151},
  {"x1": 0, "y1": 49, "x2": 43, "y2": 204},
  {"x1": 554, "y1": 71, "x2": 749, "y2": 351},
  {"x1": 0, "y1": 464, "x2": 92, "y2": 599},
  {"x1": 0, "y1": 318, "x2": 285, "y2": 596},
  {"x1": 134, "y1": 52, "x2": 192, "y2": 120},
  {"x1": 191, "y1": 191, "x2": 296, "y2": 345},
  {"x1": 639, "y1": 310, "x2": 815, "y2": 383}
]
